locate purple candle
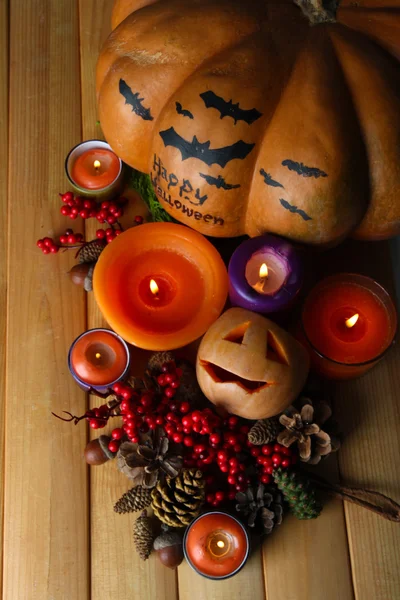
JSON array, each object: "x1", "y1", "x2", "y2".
[{"x1": 228, "y1": 234, "x2": 303, "y2": 314}]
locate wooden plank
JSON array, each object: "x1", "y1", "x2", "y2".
[
  {"x1": 178, "y1": 552, "x2": 265, "y2": 600},
  {"x1": 4, "y1": 2, "x2": 89, "y2": 599},
  {"x1": 78, "y1": 2, "x2": 175, "y2": 598},
  {"x1": 0, "y1": 0, "x2": 8, "y2": 592},
  {"x1": 321, "y1": 240, "x2": 400, "y2": 600},
  {"x1": 263, "y1": 462, "x2": 354, "y2": 600}
]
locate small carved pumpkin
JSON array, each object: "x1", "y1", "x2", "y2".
[{"x1": 196, "y1": 308, "x2": 309, "y2": 420}]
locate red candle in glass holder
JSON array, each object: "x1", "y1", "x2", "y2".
[
  {"x1": 183, "y1": 512, "x2": 249, "y2": 580},
  {"x1": 300, "y1": 274, "x2": 397, "y2": 379}
]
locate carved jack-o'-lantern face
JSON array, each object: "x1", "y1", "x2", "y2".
[{"x1": 196, "y1": 308, "x2": 309, "y2": 420}]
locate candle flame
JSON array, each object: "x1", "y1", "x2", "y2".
[
  {"x1": 259, "y1": 263, "x2": 269, "y2": 279},
  {"x1": 150, "y1": 279, "x2": 159, "y2": 295},
  {"x1": 95, "y1": 352, "x2": 101, "y2": 359},
  {"x1": 216, "y1": 541, "x2": 225, "y2": 549},
  {"x1": 93, "y1": 160, "x2": 101, "y2": 170},
  {"x1": 345, "y1": 313, "x2": 359, "y2": 328}
]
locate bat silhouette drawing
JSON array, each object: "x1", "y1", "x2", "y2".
[
  {"x1": 282, "y1": 159, "x2": 327, "y2": 179},
  {"x1": 199, "y1": 173, "x2": 241, "y2": 190},
  {"x1": 260, "y1": 168, "x2": 284, "y2": 189},
  {"x1": 279, "y1": 198, "x2": 312, "y2": 221},
  {"x1": 200, "y1": 90, "x2": 262, "y2": 125},
  {"x1": 119, "y1": 79, "x2": 154, "y2": 121},
  {"x1": 175, "y1": 102, "x2": 194, "y2": 119},
  {"x1": 159, "y1": 127, "x2": 255, "y2": 168}
]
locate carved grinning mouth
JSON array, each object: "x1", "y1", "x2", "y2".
[{"x1": 200, "y1": 361, "x2": 274, "y2": 394}]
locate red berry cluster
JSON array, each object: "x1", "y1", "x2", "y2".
[
  {"x1": 109, "y1": 362, "x2": 184, "y2": 453},
  {"x1": 86, "y1": 404, "x2": 110, "y2": 429},
  {"x1": 37, "y1": 228, "x2": 85, "y2": 254},
  {"x1": 36, "y1": 237, "x2": 60, "y2": 254},
  {"x1": 59, "y1": 191, "x2": 126, "y2": 224},
  {"x1": 96, "y1": 227, "x2": 122, "y2": 244},
  {"x1": 59, "y1": 228, "x2": 84, "y2": 245},
  {"x1": 249, "y1": 441, "x2": 295, "y2": 484}
]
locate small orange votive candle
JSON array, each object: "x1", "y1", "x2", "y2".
[
  {"x1": 93, "y1": 223, "x2": 228, "y2": 351},
  {"x1": 65, "y1": 140, "x2": 123, "y2": 200},
  {"x1": 68, "y1": 329, "x2": 130, "y2": 391},
  {"x1": 183, "y1": 512, "x2": 250, "y2": 579}
]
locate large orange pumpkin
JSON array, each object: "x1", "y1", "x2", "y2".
[{"x1": 97, "y1": 0, "x2": 400, "y2": 245}]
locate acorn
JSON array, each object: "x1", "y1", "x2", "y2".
[
  {"x1": 68, "y1": 262, "x2": 95, "y2": 291},
  {"x1": 84, "y1": 435, "x2": 115, "y2": 465},
  {"x1": 153, "y1": 527, "x2": 184, "y2": 569}
]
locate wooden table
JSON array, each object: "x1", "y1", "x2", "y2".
[{"x1": 2, "y1": 1, "x2": 400, "y2": 598}]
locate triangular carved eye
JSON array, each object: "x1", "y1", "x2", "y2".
[
  {"x1": 223, "y1": 322, "x2": 251, "y2": 345},
  {"x1": 266, "y1": 331, "x2": 288, "y2": 365}
]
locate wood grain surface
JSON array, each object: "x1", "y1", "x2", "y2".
[
  {"x1": 0, "y1": 0, "x2": 8, "y2": 592},
  {"x1": 3, "y1": 1, "x2": 400, "y2": 599},
  {"x1": 5, "y1": 1, "x2": 89, "y2": 598}
]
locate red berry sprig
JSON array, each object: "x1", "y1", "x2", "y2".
[
  {"x1": 59, "y1": 191, "x2": 127, "y2": 224},
  {"x1": 36, "y1": 229, "x2": 85, "y2": 254}
]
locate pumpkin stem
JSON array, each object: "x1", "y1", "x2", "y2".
[{"x1": 294, "y1": 0, "x2": 338, "y2": 25}]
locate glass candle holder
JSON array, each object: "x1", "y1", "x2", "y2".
[
  {"x1": 228, "y1": 234, "x2": 303, "y2": 314},
  {"x1": 65, "y1": 140, "x2": 124, "y2": 201},
  {"x1": 299, "y1": 273, "x2": 397, "y2": 380},
  {"x1": 68, "y1": 328, "x2": 131, "y2": 393},
  {"x1": 183, "y1": 511, "x2": 250, "y2": 580}
]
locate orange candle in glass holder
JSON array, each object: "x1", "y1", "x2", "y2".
[
  {"x1": 71, "y1": 148, "x2": 120, "y2": 190},
  {"x1": 93, "y1": 223, "x2": 228, "y2": 351},
  {"x1": 183, "y1": 512, "x2": 250, "y2": 580}
]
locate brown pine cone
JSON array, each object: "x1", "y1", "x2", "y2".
[
  {"x1": 248, "y1": 417, "x2": 281, "y2": 445},
  {"x1": 278, "y1": 397, "x2": 340, "y2": 465},
  {"x1": 236, "y1": 483, "x2": 283, "y2": 534},
  {"x1": 151, "y1": 469, "x2": 205, "y2": 528},
  {"x1": 78, "y1": 239, "x2": 106, "y2": 264},
  {"x1": 114, "y1": 486, "x2": 152, "y2": 514},
  {"x1": 133, "y1": 510, "x2": 155, "y2": 560}
]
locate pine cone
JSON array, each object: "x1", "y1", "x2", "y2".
[
  {"x1": 147, "y1": 352, "x2": 175, "y2": 374},
  {"x1": 248, "y1": 417, "x2": 280, "y2": 445},
  {"x1": 151, "y1": 469, "x2": 205, "y2": 528},
  {"x1": 117, "y1": 442, "x2": 146, "y2": 487},
  {"x1": 78, "y1": 239, "x2": 106, "y2": 264},
  {"x1": 277, "y1": 397, "x2": 340, "y2": 465},
  {"x1": 117, "y1": 429, "x2": 182, "y2": 488},
  {"x1": 273, "y1": 468, "x2": 322, "y2": 520},
  {"x1": 236, "y1": 484, "x2": 283, "y2": 534},
  {"x1": 114, "y1": 486, "x2": 152, "y2": 514},
  {"x1": 133, "y1": 510, "x2": 155, "y2": 560}
]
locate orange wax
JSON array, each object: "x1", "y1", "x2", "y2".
[
  {"x1": 301, "y1": 274, "x2": 397, "y2": 379},
  {"x1": 185, "y1": 513, "x2": 249, "y2": 579},
  {"x1": 70, "y1": 330, "x2": 128, "y2": 385},
  {"x1": 93, "y1": 223, "x2": 228, "y2": 351},
  {"x1": 71, "y1": 148, "x2": 120, "y2": 190}
]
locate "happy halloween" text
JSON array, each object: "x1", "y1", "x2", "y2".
[{"x1": 151, "y1": 154, "x2": 225, "y2": 226}]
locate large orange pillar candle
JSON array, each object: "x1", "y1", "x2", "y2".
[
  {"x1": 299, "y1": 274, "x2": 397, "y2": 380},
  {"x1": 183, "y1": 512, "x2": 250, "y2": 579},
  {"x1": 93, "y1": 223, "x2": 228, "y2": 351},
  {"x1": 68, "y1": 329, "x2": 130, "y2": 392}
]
